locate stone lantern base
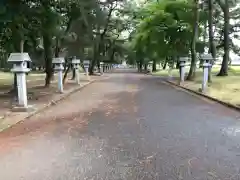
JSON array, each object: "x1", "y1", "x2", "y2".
[{"x1": 11, "y1": 104, "x2": 36, "y2": 112}]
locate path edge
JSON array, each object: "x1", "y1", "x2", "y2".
[{"x1": 162, "y1": 79, "x2": 240, "y2": 112}]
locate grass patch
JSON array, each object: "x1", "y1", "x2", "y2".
[
  {"x1": 153, "y1": 66, "x2": 240, "y2": 106},
  {"x1": 0, "y1": 71, "x2": 45, "y2": 89},
  {"x1": 0, "y1": 69, "x2": 85, "y2": 90}
]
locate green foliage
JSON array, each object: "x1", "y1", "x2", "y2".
[
  {"x1": 0, "y1": 0, "x2": 131, "y2": 69},
  {"x1": 128, "y1": 0, "x2": 207, "y2": 66}
]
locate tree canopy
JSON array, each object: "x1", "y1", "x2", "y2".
[
  {"x1": 128, "y1": 0, "x2": 240, "y2": 78},
  {"x1": 0, "y1": 0, "x2": 131, "y2": 86}
]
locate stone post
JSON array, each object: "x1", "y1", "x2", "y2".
[
  {"x1": 83, "y1": 60, "x2": 90, "y2": 81},
  {"x1": 104, "y1": 64, "x2": 107, "y2": 72},
  {"x1": 179, "y1": 57, "x2": 188, "y2": 83},
  {"x1": 71, "y1": 57, "x2": 81, "y2": 85},
  {"x1": 100, "y1": 62, "x2": 104, "y2": 74},
  {"x1": 200, "y1": 54, "x2": 212, "y2": 93},
  {"x1": 8, "y1": 53, "x2": 31, "y2": 110},
  {"x1": 103, "y1": 63, "x2": 107, "y2": 72},
  {"x1": 148, "y1": 61, "x2": 153, "y2": 73},
  {"x1": 53, "y1": 57, "x2": 65, "y2": 93}
]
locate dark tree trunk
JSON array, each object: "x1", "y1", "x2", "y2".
[
  {"x1": 152, "y1": 59, "x2": 157, "y2": 72},
  {"x1": 71, "y1": 69, "x2": 76, "y2": 80},
  {"x1": 137, "y1": 62, "x2": 140, "y2": 72},
  {"x1": 110, "y1": 49, "x2": 116, "y2": 62},
  {"x1": 54, "y1": 38, "x2": 60, "y2": 58},
  {"x1": 144, "y1": 64, "x2": 147, "y2": 71},
  {"x1": 186, "y1": 0, "x2": 199, "y2": 81},
  {"x1": 64, "y1": 63, "x2": 67, "y2": 71},
  {"x1": 176, "y1": 61, "x2": 180, "y2": 69},
  {"x1": 63, "y1": 65, "x2": 71, "y2": 84},
  {"x1": 208, "y1": 0, "x2": 216, "y2": 82},
  {"x1": 217, "y1": 0, "x2": 229, "y2": 76},
  {"x1": 163, "y1": 58, "x2": 168, "y2": 70},
  {"x1": 89, "y1": 59, "x2": 96, "y2": 75},
  {"x1": 89, "y1": 43, "x2": 98, "y2": 75},
  {"x1": 139, "y1": 60, "x2": 143, "y2": 72},
  {"x1": 43, "y1": 34, "x2": 53, "y2": 87},
  {"x1": 162, "y1": 57, "x2": 168, "y2": 70}
]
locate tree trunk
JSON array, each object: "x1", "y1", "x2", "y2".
[
  {"x1": 43, "y1": 33, "x2": 53, "y2": 87},
  {"x1": 176, "y1": 61, "x2": 180, "y2": 69},
  {"x1": 89, "y1": 59, "x2": 96, "y2": 75},
  {"x1": 144, "y1": 64, "x2": 147, "y2": 71},
  {"x1": 152, "y1": 59, "x2": 157, "y2": 72},
  {"x1": 110, "y1": 49, "x2": 116, "y2": 62},
  {"x1": 163, "y1": 60, "x2": 167, "y2": 70},
  {"x1": 139, "y1": 60, "x2": 143, "y2": 72},
  {"x1": 54, "y1": 38, "x2": 60, "y2": 58},
  {"x1": 71, "y1": 68, "x2": 76, "y2": 80},
  {"x1": 63, "y1": 65, "x2": 71, "y2": 84},
  {"x1": 208, "y1": 0, "x2": 216, "y2": 82},
  {"x1": 171, "y1": 56, "x2": 176, "y2": 69},
  {"x1": 64, "y1": 63, "x2": 67, "y2": 71},
  {"x1": 186, "y1": 0, "x2": 199, "y2": 81},
  {"x1": 89, "y1": 43, "x2": 98, "y2": 75},
  {"x1": 217, "y1": 0, "x2": 229, "y2": 76}
]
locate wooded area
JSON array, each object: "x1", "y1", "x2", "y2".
[
  {"x1": 0, "y1": 0, "x2": 239, "y2": 90},
  {"x1": 0, "y1": 0, "x2": 131, "y2": 87},
  {"x1": 129, "y1": 0, "x2": 240, "y2": 79}
]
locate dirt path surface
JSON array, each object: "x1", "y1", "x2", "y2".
[{"x1": 0, "y1": 70, "x2": 240, "y2": 179}]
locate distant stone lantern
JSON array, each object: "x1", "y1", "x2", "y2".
[
  {"x1": 71, "y1": 56, "x2": 81, "y2": 85},
  {"x1": 199, "y1": 53, "x2": 213, "y2": 92},
  {"x1": 179, "y1": 57, "x2": 188, "y2": 83},
  {"x1": 100, "y1": 62, "x2": 104, "y2": 74},
  {"x1": 83, "y1": 60, "x2": 90, "y2": 81},
  {"x1": 105, "y1": 64, "x2": 109, "y2": 72},
  {"x1": 148, "y1": 61, "x2": 153, "y2": 73},
  {"x1": 52, "y1": 57, "x2": 65, "y2": 93}
]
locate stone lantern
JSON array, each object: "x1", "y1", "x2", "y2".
[
  {"x1": 100, "y1": 62, "x2": 104, "y2": 74},
  {"x1": 83, "y1": 60, "x2": 90, "y2": 81},
  {"x1": 148, "y1": 61, "x2": 153, "y2": 73},
  {"x1": 52, "y1": 57, "x2": 65, "y2": 93},
  {"x1": 71, "y1": 57, "x2": 81, "y2": 84},
  {"x1": 200, "y1": 53, "x2": 213, "y2": 92},
  {"x1": 179, "y1": 57, "x2": 188, "y2": 83},
  {"x1": 8, "y1": 53, "x2": 32, "y2": 110}
]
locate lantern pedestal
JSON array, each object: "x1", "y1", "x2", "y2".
[
  {"x1": 72, "y1": 57, "x2": 81, "y2": 85},
  {"x1": 53, "y1": 57, "x2": 65, "y2": 93},
  {"x1": 179, "y1": 57, "x2": 188, "y2": 84},
  {"x1": 83, "y1": 60, "x2": 90, "y2": 81}
]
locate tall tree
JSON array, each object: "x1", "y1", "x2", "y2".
[
  {"x1": 207, "y1": 0, "x2": 216, "y2": 82},
  {"x1": 186, "y1": 0, "x2": 200, "y2": 80},
  {"x1": 216, "y1": 0, "x2": 230, "y2": 76}
]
